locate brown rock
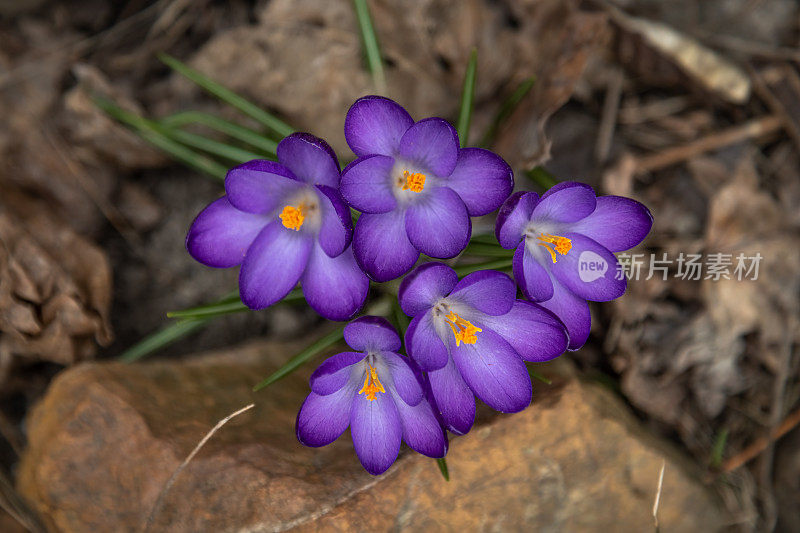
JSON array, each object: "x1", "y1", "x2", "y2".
[{"x1": 18, "y1": 338, "x2": 726, "y2": 532}]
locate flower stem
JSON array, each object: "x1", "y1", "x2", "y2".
[{"x1": 456, "y1": 48, "x2": 478, "y2": 147}]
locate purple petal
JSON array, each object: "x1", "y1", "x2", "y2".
[
  {"x1": 301, "y1": 244, "x2": 369, "y2": 321},
  {"x1": 495, "y1": 192, "x2": 539, "y2": 249},
  {"x1": 449, "y1": 269, "x2": 515, "y2": 316},
  {"x1": 350, "y1": 390, "x2": 402, "y2": 475},
  {"x1": 512, "y1": 243, "x2": 554, "y2": 301},
  {"x1": 532, "y1": 181, "x2": 596, "y2": 223},
  {"x1": 343, "y1": 316, "x2": 401, "y2": 353},
  {"x1": 340, "y1": 155, "x2": 397, "y2": 214},
  {"x1": 315, "y1": 185, "x2": 352, "y2": 258},
  {"x1": 310, "y1": 351, "x2": 365, "y2": 395},
  {"x1": 239, "y1": 222, "x2": 312, "y2": 309},
  {"x1": 186, "y1": 197, "x2": 268, "y2": 268},
  {"x1": 480, "y1": 301, "x2": 568, "y2": 362},
  {"x1": 394, "y1": 398, "x2": 447, "y2": 458},
  {"x1": 296, "y1": 387, "x2": 354, "y2": 447},
  {"x1": 567, "y1": 195, "x2": 653, "y2": 252},
  {"x1": 538, "y1": 279, "x2": 591, "y2": 350},
  {"x1": 382, "y1": 351, "x2": 423, "y2": 406},
  {"x1": 549, "y1": 233, "x2": 626, "y2": 302},
  {"x1": 398, "y1": 262, "x2": 458, "y2": 317},
  {"x1": 444, "y1": 148, "x2": 513, "y2": 216},
  {"x1": 398, "y1": 118, "x2": 459, "y2": 177},
  {"x1": 450, "y1": 327, "x2": 532, "y2": 413},
  {"x1": 427, "y1": 355, "x2": 475, "y2": 435},
  {"x1": 345, "y1": 96, "x2": 413, "y2": 157},
  {"x1": 405, "y1": 186, "x2": 470, "y2": 258},
  {"x1": 224, "y1": 159, "x2": 302, "y2": 214},
  {"x1": 353, "y1": 210, "x2": 419, "y2": 282},
  {"x1": 405, "y1": 311, "x2": 449, "y2": 372},
  {"x1": 276, "y1": 133, "x2": 340, "y2": 188}
]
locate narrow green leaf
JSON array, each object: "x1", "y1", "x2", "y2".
[
  {"x1": 253, "y1": 327, "x2": 346, "y2": 391},
  {"x1": 525, "y1": 166, "x2": 559, "y2": 190},
  {"x1": 710, "y1": 429, "x2": 729, "y2": 468},
  {"x1": 119, "y1": 318, "x2": 210, "y2": 363},
  {"x1": 167, "y1": 288, "x2": 305, "y2": 319},
  {"x1": 163, "y1": 127, "x2": 265, "y2": 164},
  {"x1": 436, "y1": 457, "x2": 450, "y2": 481},
  {"x1": 159, "y1": 53, "x2": 294, "y2": 138},
  {"x1": 462, "y1": 242, "x2": 514, "y2": 258},
  {"x1": 529, "y1": 369, "x2": 552, "y2": 385},
  {"x1": 453, "y1": 258, "x2": 513, "y2": 277},
  {"x1": 468, "y1": 233, "x2": 500, "y2": 245},
  {"x1": 480, "y1": 75, "x2": 536, "y2": 147},
  {"x1": 160, "y1": 111, "x2": 278, "y2": 156},
  {"x1": 456, "y1": 48, "x2": 478, "y2": 147},
  {"x1": 353, "y1": 0, "x2": 386, "y2": 92}
]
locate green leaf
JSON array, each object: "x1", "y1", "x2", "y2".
[
  {"x1": 162, "y1": 127, "x2": 265, "y2": 164},
  {"x1": 710, "y1": 429, "x2": 729, "y2": 468},
  {"x1": 468, "y1": 232, "x2": 501, "y2": 245},
  {"x1": 159, "y1": 53, "x2": 294, "y2": 138},
  {"x1": 253, "y1": 327, "x2": 346, "y2": 391},
  {"x1": 436, "y1": 457, "x2": 450, "y2": 481},
  {"x1": 525, "y1": 166, "x2": 559, "y2": 190},
  {"x1": 456, "y1": 48, "x2": 478, "y2": 147},
  {"x1": 353, "y1": 0, "x2": 386, "y2": 92},
  {"x1": 462, "y1": 242, "x2": 514, "y2": 258},
  {"x1": 529, "y1": 368, "x2": 552, "y2": 385},
  {"x1": 160, "y1": 111, "x2": 278, "y2": 156},
  {"x1": 480, "y1": 75, "x2": 536, "y2": 147},
  {"x1": 167, "y1": 288, "x2": 305, "y2": 319},
  {"x1": 453, "y1": 258, "x2": 513, "y2": 277},
  {"x1": 119, "y1": 318, "x2": 211, "y2": 363}
]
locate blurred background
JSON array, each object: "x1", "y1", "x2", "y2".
[{"x1": 0, "y1": 0, "x2": 799, "y2": 531}]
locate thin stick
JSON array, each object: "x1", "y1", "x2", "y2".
[
  {"x1": 595, "y1": 68, "x2": 624, "y2": 164},
  {"x1": 722, "y1": 405, "x2": 800, "y2": 473},
  {"x1": 652, "y1": 460, "x2": 666, "y2": 532},
  {"x1": 142, "y1": 403, "x2": 255, "y2": 532}
]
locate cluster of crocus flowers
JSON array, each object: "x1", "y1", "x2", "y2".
[{"x1": 185, "y1": 95, "x2": 652, "y2": 476}]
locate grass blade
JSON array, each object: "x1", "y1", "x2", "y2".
[
  {"x1": 436, "y1": 457, "x2": 450, "y2": 481},
  {"x1": 119, "y1": 318, "x2": 210, "y2": 363},
  {"x1": 453, "y1": 258, "x2": 513, "y2": 277},
  {"x1": 159, "y1": 53, "x2": 294, "y2": 138},
  {"x1": 253, "y1": 326, "x2": 345, "y2": 391},
  {"x1": 167, "y1": 288, "x2": 304, "y2": 319},
  {"x1": 480, "y1": 76, "x2": 536, "y2": 147},
  {"x1": 162, "y1": 127, "x2": 264, "y2": 164},
  {"x1": 529, "y1": 368, "x2": 552, "y2": 385},
  {"x1": 353, "y1": 0, "x2": 386, "y2": 92},
  {"x1": 456, "y1": 48, "x2": 478, "y2": 147},
  {"x1": 710, "y1": 429, "x2": 729, "y2": 468},
  {"x1": 161, "y1": 111, "x2": 278, "y2": 156},
  {"x1": 525, "y1": 166, "x2": 559, "y2": 190},
  {"x1": 462, "y1": 242, "x2": 514, "y2": 258}
]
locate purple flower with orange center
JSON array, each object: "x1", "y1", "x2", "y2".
[
  {"x1": 340, "y1": 96, "x2": 514, "y2": 282},
  {"x1": 496, "y1": 182, "x2": 653, "y2": 350},
  {"x1": 186, "y1": 133, "x2": 369, "y2": 321},
  {"x1": 296, "y1": 316, "x2": 447, "y2": 475},
  {"x1": 399, "y1": 263, "x2": 569, "y2": 435}
]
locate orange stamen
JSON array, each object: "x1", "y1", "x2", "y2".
[
  {"x1": 358, "y1": 364, "x2": 385, "y2": 401},
  {"x1": 445, "y1": 312, "x2": 481, "y2": 346},
  {"x1": 399, "y1": 170, "x2": 426, "y2": 192},
  {"x1": 279, "y1": 204, "x2": 306, "y2": 231},
  {"x1": 536, "y1": 233, "x2": 572, "y2": 263}
]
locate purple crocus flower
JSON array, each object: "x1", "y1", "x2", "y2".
[
  {"x1": 340, "y1": 96, "x2": 514, "y2": 282},
  {"x1": 296, "y1": 316, "x2": 447, "y2": 475},
  {"x1": 186, "y1": 133, "x2": 369, "y2": 321},
  {"x1": 399, "y1": 263, "x2": 569, "y2": 435},
  {"x1": 496, "y1": 182, "x2": 653, "y2": 350}
]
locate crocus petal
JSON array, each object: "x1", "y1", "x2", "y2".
[
  {"x1": 398, "y1": 262, "x2": 458, "y2": 317},
  {"x1": 239, "y1": 221, "x2": 312, "y2": 309},
  {"x1": 343, "y1": 316, "x2": 401, "y2": 353},
  {"x1": 310, "y1": 351, "x2": 366, "y2": 395},
  {"x1": 315, "y1": 185, "x2": 352, "y2": 258},
  {"x1": 224, "y1": 159, "x2": 302, "y2": 214},
  {"x1": 532, "y1": 181, "x2": 596, "y2": 223},
  {"x1": 405, "y1": 311, "x2": 449, "y2": 372},
  {"x1": 567, "y1": 195, "x2": 653, "y2": 252},
  {"x1": 495, "y1": 192, "x2": 539, "y2": 249},
  {"x1": 449, "y1": 269, "x2": 515, "y2": 316},
  {"x1": 444, "y1": 148, "x2": 513, "y2": 216},
  {"x1": 296, "y1": 387, "x2": 354, "y2": 447},
  {"x1": 301, "y1": 244, "x2": 369, "y2": 321},
  {"x1": 480, "y1": 301, "x2": 569, "y2": 362},
  {"x1": 345, "y1": 95, "x2": 414, "y2": 157},
  {"x1": 353, "y1": 210, "x2": 419, "y2": 282},
  {"x1": 398, "y1": 118, "x2": 459, "y2": 177},
  {"x1": 427, "y1": 355, "x2": 476, "y2": 435},
  {"x1": 186, "y1": 197, "x2": 268, "y2": 268},
  {"x1": 450, "y1": 327, "x2": 532, "y2": 413},
  {"x1": 350, "y1": 390, "x2": 402, "y2": 475},
  {"x1": 394, "y1": 398, "x2": 447, "y2": 458},
  {"x1": 276, "y1": 133, "x2": 340, "y2": 188},
  {"x1": 381, "y1": 351, "x2": 423, "y2": 406},
  {"x1": 549, "y1": 233, "x2": 626, "y2": 302},
  {"x1": 538, "y1": 279, "x2": 591, "y2": 351},
  {"x1": 405, "y1": 186, "x2": 470, "y2": 258},
  {"x1": 512, "y1": 243, "x2": 554, "y2": 301},
  {"x1": 340, "y1": 155, "x2": 397, "y2": 214}
]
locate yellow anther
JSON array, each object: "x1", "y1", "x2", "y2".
[
  {"x1": 279, "y1": 204, "x2": 306, "y2": 231},
  {"x1": 445, "y1": 312, "x2": 482, "y2": 346},
  {"x1": 358, "y1": 364, "x2": 386, "y2": 401},
  {"x1": 399, "y1": 170, "x2": 426, "y2": 192},
  {"x1": 536, "y1": 233, "x2": 572, "y2": 263}
]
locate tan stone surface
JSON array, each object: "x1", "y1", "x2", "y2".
[{"x1": 17, "y1": 339, "x2": 725, "y2": 532}]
